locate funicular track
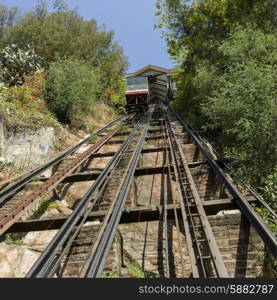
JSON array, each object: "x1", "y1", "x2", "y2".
[
  {"x1": 0, "y1": 97, "x2": 276, "y2": 278},
  {"x1": 0, "y1": 115, "x2": 128, "y2": 235},
  {"x1": 25, "y1": 102, "x2": 156, "y2": 278},
  {"x1": 162, "y1": 104, "x2": 229, "y2": 277}
]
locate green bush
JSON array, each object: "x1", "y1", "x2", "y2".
[
  {"x1": 201, "y1": 26, "x2": 277, "y2": 184},
  {"x1": 45, "y1": 59, "x2": 100, "y2": 126},
  {"x1": 36, "y1": 197, "x2": 58, "y2": 217},
  {"x1": 157, "y1": 1, "x2": 277, "y2": 190},
  {"x1": 0, "y1": 73, "x2": 59, "y2": 129},
  {"x1": 102, "y1": 271, "x2": 119, "y2": 278},
  {"x1": 260, "y1": 167, "x2": 277, "y2": 210},
  {"x1": 0, "y1": 2, "x2": 128, "y2": 126},
  {"x1": 125, "y1": 258, "x2": 159, "y2": 278},
  {"x1": 4, "y1": 235, "x2": 23, "y2": 246},
  {"x1": 0, "y1": 44, "x2": 43, "y2": 86}
]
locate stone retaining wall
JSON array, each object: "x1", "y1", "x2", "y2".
[
  {"x1": 104, "y1": 210, "x2": 272, "y2": 278},
  {"x1": 0, "y1": 120, "x2": 56, "y2": 170}
]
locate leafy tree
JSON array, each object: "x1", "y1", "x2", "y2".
[
  {"x1": 1, "y1": 2, "x2": 127, "y2": 72},
  {"x1": 0, "y1": 44, "x2": 43, "y2": 86},
  {"x1": 156, "y1": 0, "x2": 277, "y2": 190},
  {"x1": 0, "y1": 73, "x2": 58, "y2": 128},
  {"x1": 45, "y1": 59, "x2": 100, "y2": 126},
  {"x1": 201, "y1": 26, "x2": 277, "y2": 184},
  {"x1": 156, "y1": 0, "x2": 276, "y2": 65},
  {"x1": 0, "y1": 5, "x2": 18, "y2": 40},
  {"x1": 97, "y1": 43, "x2": 128, "y2": 107},
  {"x1": 53, "y1": 0, "x2": 68, "y2": 12},
  {"x1": 0, "y1": 1, "x2": 128, "y2": 128},
  {"x1": 0, "y1": 1, "x2": 128, "y2": 111}
]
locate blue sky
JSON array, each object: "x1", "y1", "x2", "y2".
[{"x1": 1, "y1": 0, "x2": 174, "y2": 73}]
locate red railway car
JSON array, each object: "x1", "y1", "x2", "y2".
[
  {"x1": 125, "y1": 74, "x2": 149, "y2": 112},
  {"x1": 125, "y1": 89, "x2": 149, "y2": 113},
  {"x1": 124, "y1": 65, "x2": 176, "y2": 113}
]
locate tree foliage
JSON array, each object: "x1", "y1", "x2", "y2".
[
  {"x1": 0, "y1": 44, "x2": 43, "y2": 86},
  {"x1": 156, "y1": 0, "x2": 276, "y2": 64},
  {"x1": 201, "y1": 26, "x2": 277, "y2": 184},
  {"x1": 156, "y1": 0, "x2": 277, "y2": 191},
  {"x1": 0, "y1": 73, "x2": 58, "y2": 128},
  {"x1": 1, "y1": 1, "x2": 127, "y2": 71},
  {"x1": 0, "y1": 5, "x2": 18, "y2": 41},
  {"x1": 0, "y1": 1, "x2": 128, "y2": 129},
  {"x1": 45, "y1": 59, "x2": 99, "y2": 126}
]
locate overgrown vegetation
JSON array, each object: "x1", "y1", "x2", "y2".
[
  {"x1": 0, "y1": 73, "x2": 59, "y2": 128},
  {"x1": 102, "y1": 271, "x2": 119, "y2": 278},
  {"x1": 201, "y1": 26, "x2": 277, "y2": 185},
  {"x1": 125, "y1": 258, "x2": 159, "y2": 278},
  {"x1": 156, "y1": 0, "x2": 277, "y2": 201},
  {"x1": 35, "y1": 196, "x2": 58, "y2": 216},
  {"x1": 4, "y1": 235, "x2": 23, "y2": 246},
  {"x1": 45, "y1": 59, "x2": 100, "y2": 126},
  {"x1": 156, "y1": 1, "x2": 277, "y2": 274},
  {"x1": 256, "y1": 168, "x2": 277, "y2": 233},
  {"x1": 89, "y1": 135, "x2": 99, "y2": 143},
  {"x1": 0, "y1": 44, "x2": 43, "y2": 87},
  {"x1": 118, "y1": 124, "x2": 129, "y2": 132},
  {"x1": 0, "y1": 0, "x2": 128, "y2": 130}
]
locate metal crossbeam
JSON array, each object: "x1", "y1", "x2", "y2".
[
  {"x1": 164, "y1": 105, "x2": 229, "y2": 278},
  {"x1": 7, "y1": 198, "x2": 258, "y2": 233},
  {"x1": 170, "y1": 106, "x2": 277, "y2": 259},
  {"x1": 0, "y1": 116, "x2": 123, "y2": 206},
  {"x1": 35, "y1": 162, "x2": 206, "y2": 183}
]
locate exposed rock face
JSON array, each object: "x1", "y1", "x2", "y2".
[
  {"x1": 0, "y1": 122, "x2": 272, "y2": 278},
  {"x1": 0, "y1": 243, "x2": 40, "y2": 278},
  {"x1": 59, "y1": 181, "x2": 93, "y2": 208},
  {"x1": 22, "y1": 229, "x2": 58, "y2": 252},
  {"x1": 118, "y1": 211, "x2": 271, "y2": 278},
  {"x1": 60, "y1": 144, "x2": 120, "y2": 209},
  {"x1": 22, "y1": 209, "x2": 63, "y2": 252},
  {"x1": 0, "y1": 123, "x2": 56, "y2": 169}
]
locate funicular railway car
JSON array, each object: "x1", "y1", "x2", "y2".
[
  {"x1": 125, "y1": 65, "x2": 176, "y2": 113},
  {"x1": 125, "y1": 75, "x2": 149, "y2": 112}
]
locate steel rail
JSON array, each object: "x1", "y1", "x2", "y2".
[
  {"x1": 47, "y1": 117, "x2": 146, "y2": 277},
  {"x1": 57, "y1": 117, "x2": 147, "y2": 277},
  {"x1": 0, "y1": 115, "x2": 124, "y2": 206},
  {"x1": 170, "y1": 106, "x2": 277, "y2": 258},
  {"x1": 161, "y1": 104, "x2": 186, "y2": 277},
  {"x1": 164, "y1": 110, "x2": 204, "y2": 277},
  {"x1": 163, "y1": 105, "x2": 229, "y2": 277},
  {"x1": 26, "y1": 114, "x2": 144, "y2": 278},
  {"x1": 0, "y1": 128, "x2": 119, "y2": 235},
  {"x1": 159, "y1": 103, "x2": 170, "y2": 278},
  {"x1": 166, "y1": 151, "x2": 187, "y2": 277},
  {"x1": 188, "y1": 124, "x2": 277, "y2": 219},
  {"x1": 83, "y1": 105, "x2": 154, "y2": 278}
]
